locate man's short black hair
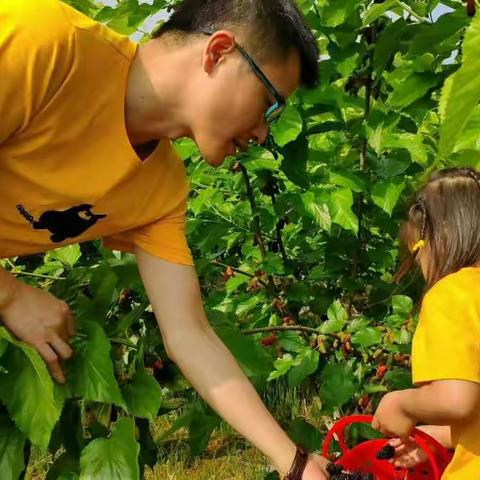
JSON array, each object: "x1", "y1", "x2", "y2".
[{"x1": 152, "y1": 0, "x2": 319, "y2": 88}]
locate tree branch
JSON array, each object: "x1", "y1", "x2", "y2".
[{"x1": 240, "y1": 164, "x2": 267, "y2": 261}]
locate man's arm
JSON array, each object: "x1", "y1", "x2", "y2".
[{"x1": 135, "y1": 248, "x2": 328, "y2": 479}]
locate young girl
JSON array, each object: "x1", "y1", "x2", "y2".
[{"x1": 372, "y1": 167, "x2": 480, "y2": 479}]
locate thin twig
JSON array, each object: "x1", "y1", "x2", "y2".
[
  {"x1": 270, "y1": 191, "x2": 289, "y2": 265},
  {"x1": 239, "y1": 164, "x2": 267, "y2": 261},
  {"x1": 75, "y1": 332, "x2": 138, "y2": 351},
  {"x1": 211, "y1": 260, "x2": 271, "y2": 290},
  {"x1": 242, "y1": 325, "x2": 339, "y2": 340},
  {"x1": 396, "y1": 1, "x2": 429, "y2": 22},
  {"x1": 11, "y1": 270, "x2": 66, "y2": 281}
]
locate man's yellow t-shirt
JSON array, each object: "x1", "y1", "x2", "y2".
[
  {"x1": 413, "y1": 267, "x2": 480, "y2": 479},
  {"x1": 0, "y1": 0, "x2": 193, "y2": 265}
]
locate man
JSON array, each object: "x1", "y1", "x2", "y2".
[{"x1": 0, "y1": 0, "x2": 327, "y2": 477}]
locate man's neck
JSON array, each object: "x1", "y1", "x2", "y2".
[{"x1": 124, "y1": 39, "x2": 194, "y2": 146}]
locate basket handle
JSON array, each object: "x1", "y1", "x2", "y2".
[{"x1": 321, "y1": 415, "x2": 447, "y2": 480}]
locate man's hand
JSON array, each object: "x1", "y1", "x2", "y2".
[
  {"x1": 0, "y1": 277, "x2": 75, "y2": 383},
  {"x1": 372, "y1": 390, "x2": 417, "y2": 441},
  {"x1": 303, "y1": 453, "x2": 329, "y2": 479}
]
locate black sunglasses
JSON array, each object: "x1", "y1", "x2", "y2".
[{"x1": 202, "y1": 30, "x2": 286, "y2": 124}]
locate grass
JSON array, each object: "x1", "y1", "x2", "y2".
[
  {"x1": 25, "y1": 381, "x2": 329, "y2": 479},
  {"x1": 146, "y1": 428, "x2": 269, "y2": 479}
]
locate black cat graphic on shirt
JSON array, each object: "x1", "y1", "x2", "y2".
[{"x1": 16, "y1": 204, "x2": 107, "y2": 243}]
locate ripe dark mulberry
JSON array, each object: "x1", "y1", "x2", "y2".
[
  {"x1": 327, "y1": 462, "x2": 344, "y2": 476},
  {"x1": 377, "y1": 444, "x2": 395, "y2": 460}
]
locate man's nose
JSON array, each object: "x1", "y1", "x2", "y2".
[{"x1": 251, "y1": 121, "x2": 269, "y2": 146}]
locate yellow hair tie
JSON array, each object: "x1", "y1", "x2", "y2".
[{"x1": 412, "y1": 240, "x2": 425, "y2": 252}]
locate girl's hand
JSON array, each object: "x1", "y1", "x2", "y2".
[
  {"x1": 372, "y1": 390, "x2": 417, "y2": 441},
  {"x1": 388, "y1": 437, "x2": 428, "y2": 468},
  {"x1": 388, "y1": 425, "x2": 452, "y2": 469}
]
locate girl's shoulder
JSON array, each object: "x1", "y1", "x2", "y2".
[{"x1": 423, "y1": 267, "x2": 480, "y2": 313}]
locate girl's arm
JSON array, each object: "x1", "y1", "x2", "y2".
[
  {"x1": 402, "y1": 379, "x2": 480, "y2": 425},
  {"x1": 418, "y1": 425, "x2": 452, "y2": 449},
  {"x1": 373, "y1": 380, "x2": 479, "y2": 440}
]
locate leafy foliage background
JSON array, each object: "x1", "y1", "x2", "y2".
[{"x1": 1, "y1": 0, "x2": 479, "y2": 478}]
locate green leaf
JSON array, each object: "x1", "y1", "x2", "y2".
[
  {"x1": 115, "y1": 301, "x2": 149, "y2": 334},
  {"x1": 268, "y1": 354, "x2": 295, "y2": 381},
  {"x1": 351, "y1": 327, "x2": 383, "y2": 347},
  {"x1": 79, "y1": 418, "x2": 139, "y2": 480},
  {"x1": 281, "y1": 136, "x2": 309, "y2": 188},
  {"x1": 0, "y1": 328, "x2": 63, "y2": 448},
  {"x1": 225, "y1": 274, "x2": 249, "y2": 295},
  {"x1": 409, "y1": 10, "x2": 468, "y2": 55},
  {"x1": 278, "y1": 331, "x2": 306, "y2": 354},
  {"x1": 288, "y1": 349, "x2": 319, "y2": 387},
  {"x1": 215, "y1": 323, "x2": 272, "y2": 378},
  {"x1": 0, "y1": 338, "x2": 8, "y2": 359},
  {"x1": 319, "y1": 0, "x2": 361, "y2": 28},
  {"x1": 47, "y1": 245, "x2": 82, "y2": 268},
  {"x1": 451, "y1": 107, "x2": 480, "y2": 152},
  {"x1": 320, "y1": 300, "x2": 348, "y2": 334},
  {"x1": 374, "y1": 19, "x2": 407, "y2": 75},
  {"x1": 319, "y1": 363, "x2": 357, "y2": 410},
  {"x1": 174, "y1": 138, "x2": 199, "y2": 160},
  {"x1": 385, "y1": 314, "x2": 407, "y2": 329},
  {"x1": 271, "y1": 106, "x2": 303, "y2": 147},
  {"x1": 235, "y1": 295, "x2": 262, "y2": 316},
  {"x1": 46, "y1": 452, "x2": 80, "y2": 480},
  {"x1": 302, "y1": 192, "x2": 331, "y2": 232},
  {"x1": 121, "y1": 367, "x2": 163, "y2": 421},
  {"x1": 328, "y1": 188, "x2": 358, "y2": 235},
  {"x1": 392, "y1": 295, "x2": 413, "y2": 315},
  {"x1": 387, "y1": 73, "x2": 438, "y2": 108},
  {"x1": 363, "y1": 0, "x2": 396, "y2": 26},
  {"x1": 188, "y1": 410, "x2": 220, "y2": 456},
  {"x1": 329, "y1": 171, "x2": 365, "y2": 193},
  {"x1": 385, "y1": 368, "x2": 412, "y2": 390},
  {"x1": 440, "y1": 12, "x2": 480, "y2": 156},
  {"x1": 63, "y1": 0, "x2": 98, "y2": 16},
  {"x1": 371, "y1": 179, "x2": 405, "y2": 216},
  {"x1": 383, "y1": 133, "x2": 428, "y2": 165},
  {"x1": 287, "y1": 418, "x2": 322, "y2": 452},
  {"x1": 346, "y1": 316, "x2": 369, "y2": 334},
  {"x1": 242, "y1": 146, "x2": 278, "y2": 172},
  {"x1": 89, "y1": 264, "x2": 118, "y2": 311},
  {"x1": 67, "y1": 322, "x2": 125, "y2": 408},
  {"x1": 0, "y1": 415, "x2": 26, "y2": 480}
]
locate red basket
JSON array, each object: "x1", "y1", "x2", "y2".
[{"x1": 322, "y1": 415, "x2": 453, "y2": 479}]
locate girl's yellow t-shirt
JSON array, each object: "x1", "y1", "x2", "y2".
[
  {"x1": 0, "y1": 0, "x2": 193, "y2": 265},
  {"x1": 413, "y1": 267, "x2": 480, "y2": 479}
]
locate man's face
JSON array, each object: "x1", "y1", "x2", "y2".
[{"x1": 188, "y1": 32, "x2": 301, "y2": 167}]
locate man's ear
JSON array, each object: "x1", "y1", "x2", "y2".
[{"x1": 203, "y1": 30, "x2": 236, "y2": 74}]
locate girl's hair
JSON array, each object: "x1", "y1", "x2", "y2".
[{"x1": 396, "y1": 167, "x2": 480, "y2": 289}]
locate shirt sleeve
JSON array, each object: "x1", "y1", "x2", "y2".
[
  {"x1": 0, "y1": 0, "x2": 74, "y2": 144},
  {"x1": 412, "y1": 276, "x2": 480, "y2": 385},
  {"x1": 102, "y1": 197, "x2": 193, "y2": 267}
]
